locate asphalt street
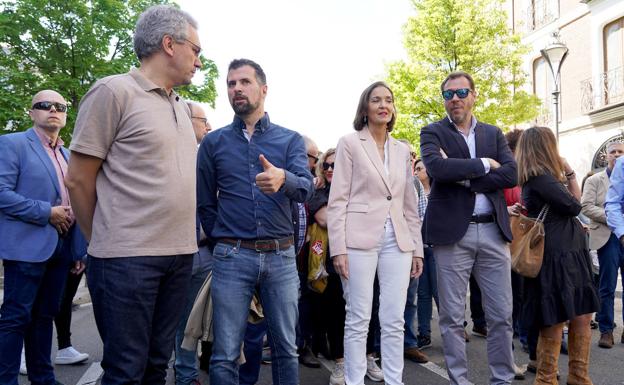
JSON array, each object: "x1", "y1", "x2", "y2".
[{"x1": 3, "y1": 275, "x2": 624, "y2": 385}]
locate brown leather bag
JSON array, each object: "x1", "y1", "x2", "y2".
[{"x1": 510, "y1": 205, "x2": 549, "y2": 278}]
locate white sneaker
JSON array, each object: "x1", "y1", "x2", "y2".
[
  {"x1": 514, "y1": 363, "x2": 528, "y2": 380},
  {"x1": 365, "y1": 355, "x2": 384, "y2": 382},
  {"x1": 54, "y1": 346, "x2": 89, "y2": 365},
  {"x1": 329, "y1": 361, "x2": 345, "y2": 385},
  {"x1": 19, "y1": 348, "x2": 27, "y2": 375}
]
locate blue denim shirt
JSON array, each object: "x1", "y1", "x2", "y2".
[
  {"x1": 606, "y1": 157, "x2": 624, "y2": 238},
  {"x1": 197, "y1": 113, "x2": 313, "y2": 242}
]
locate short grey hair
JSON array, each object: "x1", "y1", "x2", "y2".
[
  {"x1": 607, "y1": 140, "x2": 624, "y2": 152},
  {"x1": 134, "y1": 5, "x2": 198, "y2": 61}
]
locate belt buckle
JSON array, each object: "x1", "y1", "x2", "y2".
[{"x1": 254, "y1": 239, "x2": 274, "y2": 252}]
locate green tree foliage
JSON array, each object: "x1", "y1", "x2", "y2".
[
  {"x1": 0, "y1": 0, "x2": 218, "y2": 142},
  {"x1": 386, "y1": 0, "x2": 540, "y2": 150}
]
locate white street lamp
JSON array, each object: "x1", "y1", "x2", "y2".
[{"x1": 540, "y1": 30, "x2": 569, "y2": 142}]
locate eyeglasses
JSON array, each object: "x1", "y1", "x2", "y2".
[
  {"x1": 442, "y1": 88, "x2": 472, "y2": 101},
  {"x1": 31, "y1": 101, "x2": 67, "y2": 112},
  {"x1": 181, "y1": 38, "x2": 202, "y2": 57},
  {"x1": 307, "y1": 153, "x2": 319, "y2": 163},
  {"x1": 322, "y1": 162, "x2": 335, "y2": 170},
  {"x1": 192, "y1": 116, "x2": 208, "y2": 126}
]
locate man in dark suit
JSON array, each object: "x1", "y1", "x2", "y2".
[
  {"x1": 420, "y1": 72, "x2": 517, "y2": 385},
  {"x1": 0, "y1": 90, "x2": 87, "y2": 385}
]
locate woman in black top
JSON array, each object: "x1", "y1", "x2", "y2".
[{"x1": 516, "y1": 126, "x2": 598, "y2": 385}]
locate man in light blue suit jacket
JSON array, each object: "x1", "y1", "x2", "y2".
[{"x1": 0, "y1": 90, "x2": 87, "y2": 385}]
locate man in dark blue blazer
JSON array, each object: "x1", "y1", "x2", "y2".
[
  {"x1": 0, "y1": 90, "x2": 87, "y2": 385},
  {"x1": 420, "y1": 72, "x2": 517, "y2": 385}
]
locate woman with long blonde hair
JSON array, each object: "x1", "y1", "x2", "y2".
[{"x1": 515, "y1": 126, "x2": 598, "y2": 385}]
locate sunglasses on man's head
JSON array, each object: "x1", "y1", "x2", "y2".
[
  {"x1": 322, "y1": 162, "x2": 335, "y2": 171},
  {"x1": 442, "y1": 88, "x2": 472, "y2": 101},
  {"x1": 32, "y1": 101, "x2": 68, "y2": 112}
]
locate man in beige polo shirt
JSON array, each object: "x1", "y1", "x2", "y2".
[{"x1": 65, "y1": 5, "x2": 202, "y2": 385}]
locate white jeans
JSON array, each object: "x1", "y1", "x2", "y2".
[{"x1": 342, "y1": 219, "x2": 412, "y2": 385}]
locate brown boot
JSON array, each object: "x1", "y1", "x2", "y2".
[
  {"x1": 534, "y1": 334, "x2": 562, "y2": 385},
  {"x1": 598, "y1": 332, "x2": 613, "y2": 349},
  {"x1": 566, "y1": 332, "x2": 593, "y2": 385}
]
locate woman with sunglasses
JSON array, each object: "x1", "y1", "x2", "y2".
[{"x1": 327, "y1": 81, "x2": 424, "y2": 385}]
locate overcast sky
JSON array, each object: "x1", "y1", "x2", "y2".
[{"x1": 177, "y1": 0, "x2": 413, "y2": 151}]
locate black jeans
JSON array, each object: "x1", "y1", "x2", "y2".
[
  {"x1": 469, "y1": 274, "x2": 486, "y2": 328},
  {"x1": 54, "y1": 270, "x2": 83, "y2": 350}
]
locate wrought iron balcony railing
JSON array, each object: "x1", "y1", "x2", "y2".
[
  {"x1": 534, "y1": 95, "x2": 553, "y2": 127},
  {"x1": 525, "y1": 0, "x2": 559, "y2": 32},
  {"x1": 581, "y1": 66, "x2": 624, "y2": 114}
]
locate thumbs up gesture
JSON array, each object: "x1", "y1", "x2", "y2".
[{"x1": 256, "y1": 154, "x2": 286, "y2": 193}]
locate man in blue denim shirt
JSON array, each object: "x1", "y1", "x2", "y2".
[
  {"x1": 603, "y1": 152, "x2": 624, "y2": 347},
  {"x1": 197, "y1": 58, "x2": 313, "y2": 385}
]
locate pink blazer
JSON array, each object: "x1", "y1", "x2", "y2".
[{"x1": 327, "y1": 127, "x2": 423, "y2": 257}]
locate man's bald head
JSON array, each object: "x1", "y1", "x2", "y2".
[
  {"x1": 31, "y1": 90, "x2": 65, "y2": 106},
  {"x1": 187, "y1": 102, "x2": 211, "y2": 144},
  {"x1": 302, "y1": 135, "x2": 319, "y2": 173},
  {"x1": 29, "y1": 90, "x2": 67, "y2": 136}
]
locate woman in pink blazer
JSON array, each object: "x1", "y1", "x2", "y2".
[{"x1": 327, "y1": 81, "x2": 424, "y2": 385}]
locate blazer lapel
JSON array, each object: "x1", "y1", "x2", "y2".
[
  {"x1": 444, "y1": 117, "x2": 471, "y2": 158},
  {"x1": 387, "y1": 137, "x2": 400, "y2": 187},
  {"x1": 26, "y1": 128, "x2": 61, "y2": 196},
  {"x1": 61, "y1": 146, "x2": 70, "y2": 162},
  {"x1": 600, "y1": 171, "x2": 610, "y2": 197},
  {"x1": 358, "y1": 127, "x2": 391, "y2": 193},
  {"x1": 474, "y1": 122, "x2": 486, "y2": 157}
]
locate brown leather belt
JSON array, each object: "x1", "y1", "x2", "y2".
[{"x1": 219, "y1": 237, "x2": 294, "y2": 252}]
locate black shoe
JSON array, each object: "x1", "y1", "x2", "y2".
[
  {"x1": 298, "y1": 346, "x2": 320, "y2": 368},
  {"x1": 417, "y1": 334, "x2": 432, "y2": 349},
  {"x1": 261, "y1": 347, "x2": 272, "y2": 364},
  {"x1": 472, "y1": 325, "x2": 487, "y2": 338}
]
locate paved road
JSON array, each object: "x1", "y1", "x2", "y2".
[{"x1": 4, "y1": 276, "x2": 624, "y2": 385}]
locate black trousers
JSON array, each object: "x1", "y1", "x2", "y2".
[{"x1": 54, "y1": 269, "x2": 83, "y2": 349}]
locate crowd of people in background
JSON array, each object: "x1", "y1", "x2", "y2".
[{"x1": 0, "y1": 4, "x2": 621, "y2": 385}]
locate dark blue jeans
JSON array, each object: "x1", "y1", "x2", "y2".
[
  {"x1": 404, "y1": 277, "x2": 419, "y2": 348},
  {"x1": 417, "y1": 247, "x2": 438, "y2": 337},
  {"x1": 174, "y1": 249, "x2": 212, "y2": 385},
  {"x1": 0, "y1": 241, "x2": 71, "y2": 385},
  {"x1": 87, "y1": 254, "x2": 193, "y2": 385},
  {"x1": 596, "y1": 234, "x2": 624, "y2": 333}
]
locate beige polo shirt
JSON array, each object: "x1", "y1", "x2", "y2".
[{"x1": 70, "y1": 69, "x2": 198, "y2": 258}]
